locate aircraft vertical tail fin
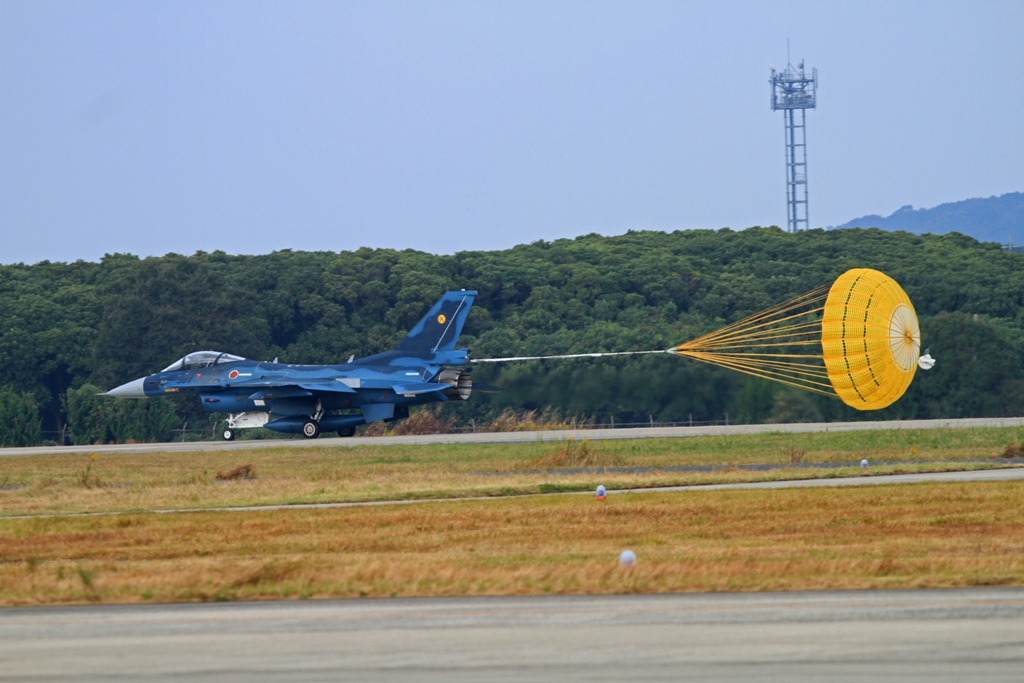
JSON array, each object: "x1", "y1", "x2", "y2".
[{"x1": 397, "y1": 290, "x2": 477, "y2": 354}]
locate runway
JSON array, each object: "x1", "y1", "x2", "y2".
[
  {"x1": 2, "y1": 588, "x2": 1022, "y2": 682},
  {"x1": 3, "y1": 416, "x2": 1023, "y2": 457}
]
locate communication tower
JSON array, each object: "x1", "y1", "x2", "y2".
[{"x1": 770, "y1": 59, "x2": 817, "y2": 232}]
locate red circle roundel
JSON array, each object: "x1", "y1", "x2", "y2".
[{"x1": 228, "y1": 370, "x2": 239, "y2": 379}]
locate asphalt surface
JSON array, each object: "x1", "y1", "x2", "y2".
[
  {"x1": 3, "y1": 416, "x2": 1023, "y2": 457},
  {"x1": 2, "y1": 588, "x2": 1022, "y2": 682},
  {"x1": 7, "y1": 466, "x2": 1023, "y2": 520}
]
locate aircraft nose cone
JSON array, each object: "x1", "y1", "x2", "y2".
[{"x1": 105, "y1": 377, "x2": 149, "y2": 398}]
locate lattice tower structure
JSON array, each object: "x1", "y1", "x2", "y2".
[{"x1": 770, "y1": 61, "x2": 817, "y2": 232}]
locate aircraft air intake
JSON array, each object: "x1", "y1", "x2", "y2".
[{"x1": 436, "y1": 368, "x2": 472, "y2": 401}]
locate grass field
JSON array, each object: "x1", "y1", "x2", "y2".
[
  {"x1": 0, "y1": 426, "x2": 1021, "y2": 516},
  {"x1": 1, "y1": 481, "x2": 1022, "y2": 606},
  {"x1": 2, "y1": 426, "x2": 1022, "y2": 606}
]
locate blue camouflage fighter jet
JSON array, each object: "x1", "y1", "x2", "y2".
[{"x1": 105, "y1": 290, "x2": 496, "y2": 440}]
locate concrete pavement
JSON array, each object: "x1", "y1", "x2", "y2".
[{"x1": 2, "y1": 588, "x2": 1022, "y2": 682}]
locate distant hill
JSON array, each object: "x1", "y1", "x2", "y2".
[{"x1": 831, "y1": 192, "x2": 1024, "y2": 248}]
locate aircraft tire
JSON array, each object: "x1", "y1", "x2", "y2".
[
  {"x1": 222, "y1": 428, "x2": 235, "y2": 441},
  {"x1": 337, "y1": 426, "x2": 356, "y2": 438},
  {"x1": 301, "y1": 419, "x2": 321, "y2": 439}
]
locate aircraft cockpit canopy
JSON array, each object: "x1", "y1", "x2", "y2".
[{"x1": 161, "y1": 351, "x2": 246, "y2": 373}]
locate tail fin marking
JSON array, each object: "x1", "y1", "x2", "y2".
[{"x1": 397, "y1": 290, "x2": 477, "y2": 353}]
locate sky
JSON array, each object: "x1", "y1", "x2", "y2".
[{"x1": 1, "y1": 0, "x2": 1022, "y2": 264}]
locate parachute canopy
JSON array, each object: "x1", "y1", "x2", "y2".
[
  {"x1": 671, "y1": 268, "x2": 921, "y2": 410},
  {"x1": 821, "y1": 269, "x2": 920, "y2": 409}
]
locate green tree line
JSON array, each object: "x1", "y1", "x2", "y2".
[{"x1": 0, "y1": 227, "x2": 1021, "y2": 444}]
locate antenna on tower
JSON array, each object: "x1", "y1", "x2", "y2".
[{"x1": 770, "y1": 52, "x2": 817, "y2": 232}]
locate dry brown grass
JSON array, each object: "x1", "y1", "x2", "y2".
[
  {"x1": 530, "y1": 437, "x2": 624, "y2": 469},
  {"x1": 484, "y1": 408, "x2": 594, "y2": 432},
  {"x1": 361, "y1": 407, "x2": 455, "y2": 436},
  {"x1": 784, "y1": 446, "x2": 807, "y2": 464},
  {"x1": 215, "y1": 464, "x2": 255, "y2": 481},
  {"x1": 361, "y1": 407, "x2": 591, "y2": 436},
  {"x1": 0, "y1": 426, "x2": 1021, "y2": 518},
  {"x1": 1, "y1": 481, "x2": 1022, "y2": 606},
  {"x1": 1002, "y1": 440, "x2": 1024, "y2": 458}
]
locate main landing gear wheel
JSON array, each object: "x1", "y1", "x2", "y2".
[
  {"x1": 301, "y1": 419, "x2": 321, "y2": 439},
  {"x1": 337, "y1": 426, "x2": 356, "y2": 438},
  {"x1": 222, "y1": 428, "x2": 235, "y2": 441}
]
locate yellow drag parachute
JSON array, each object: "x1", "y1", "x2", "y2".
[
  {"x1": 671, "y1": 268, "x2": 922, "y2": 410},
  {"x1": 821, "y1": 269, "x2": 920, "y2": 409}
]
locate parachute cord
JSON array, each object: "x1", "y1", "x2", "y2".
[
  {"x1": 681, "y1": 325, "x2": 823, "y2": 349},
  {"x1": 680, "y1": 353, "x2": 838, "y2": 397},
  {"x1": 684, "y1": 287, "x2": 828, "y2": 344},
  {"x1": 468, "y1": 285, "x2": 843, "y2": 397},
  {"x1": 467, "y1": 270, "x2": 922, "y2": 409},
  {"x1": 469, "y1": 347, "x2": 837, "y2": 397},
  {"x1": 678, "y1": 352, "x2": 831, "y2": 382},
  {"x1": 679, "y1": 303, "x2": 827, "y2": 348},
  {"x1": 470, "y1": 349, "x2": 673, "y2": 363}
]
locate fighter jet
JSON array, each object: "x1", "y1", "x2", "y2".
[{"x1": 105, "y1": 290, "x2": 497, "y2": 440}]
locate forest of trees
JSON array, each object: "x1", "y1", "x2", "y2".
[{"x1": 1, "y1": 226, "x2": 1022, "y2": 445}]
